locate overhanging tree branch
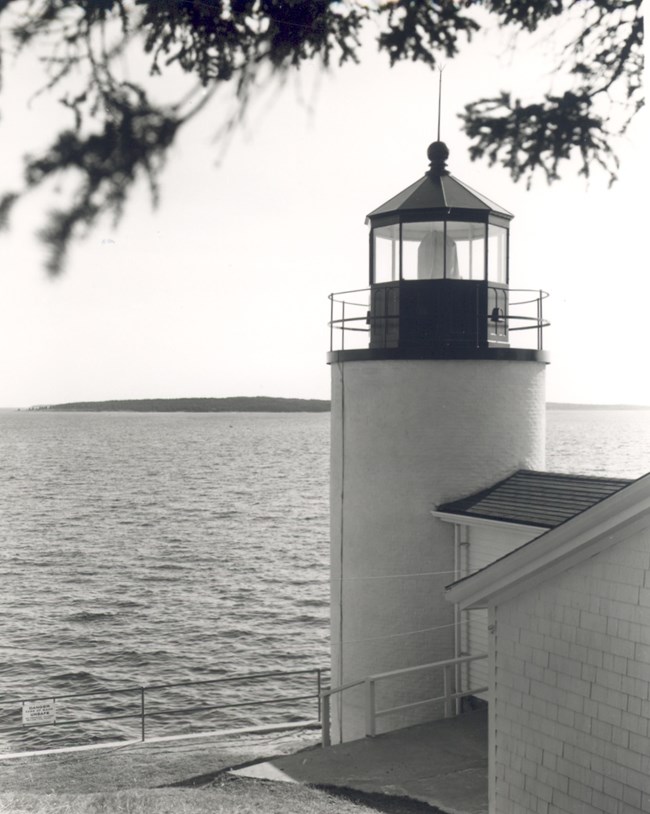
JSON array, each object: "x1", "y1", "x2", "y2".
[
  {"x1": 461, "y1": 91, "x2": 618, "y2": 187},
  {"x1": 0, "y1": 0, "x2": 643, "y2": 275}
]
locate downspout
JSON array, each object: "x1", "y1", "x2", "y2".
[
  {"x1": 453, "y1": 523, "x2": 460, "y2": 715},
  {"x1": 337, "y1": 360, "x2": 345, "y2": 739},
  {"x1": 459, "y1": 524, "x2": 470, "y2": 697}
]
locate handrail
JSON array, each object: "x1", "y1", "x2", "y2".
[
  {"x1": 0, "y1": 692, "x2": 322, "y2": 737},
  {"x1": 0, "y1": 667, "x2": 329, "y2": 758},
  {"x1": 509, "y1": 290, "x2": 550, "y2": 307},
  {"x1": 320, "y1": 653, "x2": 487, "y2": 746},
  {"x1": 329, "y1": 287, "x2": 371, "y2": 304},
  {"x1": 328, "y1": 286, "x2": 549, "y2": 352},
  {"x1": 329, "y1": 287, "x2": 548, "y2": 304},
  {"x1": 2, "y1": 667, "x2": 326, "y2": 706}
]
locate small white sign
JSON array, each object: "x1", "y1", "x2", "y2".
[{"x1": 22, "y1": 699, "x2": 56, "y2": 726}]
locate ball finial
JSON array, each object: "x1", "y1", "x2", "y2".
[{"x1": 427, "y1": 141, "x2": 450, "y2": 176}]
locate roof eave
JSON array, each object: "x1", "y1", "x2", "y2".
[
  {"x1": 366, "y1": 173, "x2": 514, "y2": 224},
  {"x1": 431, "y1": 510, "x2": 549, "y2": 535},
  {"x1": 367, "y1": 209, "x2": 506, "y2": 227},
  {"x1": 445, "y1": 473, "x2": 650, "y2": 611}
]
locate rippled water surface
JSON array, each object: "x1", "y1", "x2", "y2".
[
  {"x1": 1, "y1": 408, "x2": 649, "y2": 750},
  {"x1": 0, "y1": 411, "x2": 330, "y2": 748}
]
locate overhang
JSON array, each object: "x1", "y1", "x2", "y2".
[
  {"x1": 327, "y1": 348, "x2": 549, "y2": 365},
  {"x1": 436, "y1": 470, "x2": 631, "y2": 529},
  {"x1": 445, "y1": 472, "x2": 650, "y2": 611},
  {"x1": 366, "y1": 172, "x2": 513, "y2": 225}
]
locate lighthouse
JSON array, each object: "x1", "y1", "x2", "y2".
[{"x1": 327, "y1": 140, "x2": 549, "y2": 744}]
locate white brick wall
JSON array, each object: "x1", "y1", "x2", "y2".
[
  {"x1": 330, "y1": 359, "x2": 545, "y2": 743},
  {"x1": 493, "y1": 523, "x2": 650, "y2": 813}
]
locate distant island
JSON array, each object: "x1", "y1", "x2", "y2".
[
  {"x1": 23, "y1": 399, "x2": 649, "y2": 413},
  {"x1": 546, "y1": 403, "x2": 650, "y2": 411},
  {"x1": 28, "y1": 397, "x2": 331, "y2": 413}
]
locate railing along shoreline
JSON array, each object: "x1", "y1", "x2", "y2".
[
  {"x1": 0, "y1": 667, "x2": 328, "y2": 759},
  {"x1": 2, "y1": 654, "x2": 490, "y2": 758}
]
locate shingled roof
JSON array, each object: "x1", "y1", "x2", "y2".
[
  {"x1": 366, "y1": 172, "x2": 513, "y2": 223},
  {"x1": 437, "y1": 470, "x2": 632, "y2": 529},
  {"x1": 365, "y1": 141, "x2": 514, "y2": 226}
]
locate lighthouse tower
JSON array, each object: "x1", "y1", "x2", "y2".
[{"x1": 327, "y1": 140, "x2": 549, "y2": 744}]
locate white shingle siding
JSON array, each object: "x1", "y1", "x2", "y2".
[{"x1": 493, "y1": 524, "x2": 650, "y2": 813}]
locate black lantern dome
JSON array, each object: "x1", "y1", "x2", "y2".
[
  {"x1": 368, "y1": 140, "x2": 513, "y2": 226},
  {"x1": 364, "y1": 142, "x2": 518, "y2": 355},
  {"x1": 367, "y1": 141, "x2": 512, "y2": 290}
]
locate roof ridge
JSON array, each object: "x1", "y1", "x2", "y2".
[
  {"x1": 516, "y1": 469, "x2": 633, "y2": 484},
  {"x1": 447, "y1": 174, "x2": 514, "y2": 217}
]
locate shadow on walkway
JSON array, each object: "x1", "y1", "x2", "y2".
[{"x1": 231, "y1": 708, "x2": 488, "y2": 814}]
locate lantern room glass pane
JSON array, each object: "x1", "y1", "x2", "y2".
[
  {"x1": 402, "y1": 222, "x2": 449, "y2": 279},
  {"x1": 488, "y1": 224, "x2": 508, "y2": 283},
  {"x1": 402, "y1": 221, "x2": 486, "y2": 280},
  {"x1": 446, "y1": 221, "x2": 486, "y2": 280},
  {"x1": 373, "y1": 224, "x2": 400, "y2": 283}
]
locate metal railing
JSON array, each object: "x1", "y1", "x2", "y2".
[
  {"x1": 320, "y1": 653, "x2": 487, "y2": 746},
  {"x1": 329, "y1": 287, "x2": 549, "y2": 352},
  {"x1": 329, "y1": 287, "x2": 371, "y2": 352},
  {"x1": 507, "y1": 288, "x2": 550, "y2": 350},
  {"x1": 0, "y1": 667, "x2": 328, "y2": 758}
]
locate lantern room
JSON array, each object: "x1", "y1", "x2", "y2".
[{"x1": 328, "y1": 141, "x2": 548, "y2": 362}]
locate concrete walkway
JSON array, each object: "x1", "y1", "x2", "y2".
[{"x1": 232, "y1": 709, "x2": 488, "y2": 814}]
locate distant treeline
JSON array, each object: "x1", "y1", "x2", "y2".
[
  {"x1": 30, "y1": 397, "x2": 331, "y2": 413},
  {"x1": 546, "y1": 403, "x2": 649, "y2": 410},
  {"x1": 26, "y1": 399, "x2": 649, "y2": 413}
]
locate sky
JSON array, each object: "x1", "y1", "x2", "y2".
[{"x1": 0, "y1": 9, "x2": 647, "y2": 409}]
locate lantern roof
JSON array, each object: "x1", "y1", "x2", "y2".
[{"x1": 366, "y1": 141, "x2": 513, "y2": 224}]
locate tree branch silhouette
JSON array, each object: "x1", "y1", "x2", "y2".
[{"x1": 0, "y1": 0, "x2": 643, "y2": 275}]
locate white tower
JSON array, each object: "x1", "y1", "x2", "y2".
[{"x1": 328, "y1": 141, "x2": 549, "y2": 743}]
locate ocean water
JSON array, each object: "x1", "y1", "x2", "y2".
[
  {"x1": 544, "y1": 409, "x2": 650, "y2": 479},
  {"x1": 0, "y1": 408, "x2": 649, "y2": 750},
  {"x1": 0, "y1": 411, "x2": 330, "y2": 750}
]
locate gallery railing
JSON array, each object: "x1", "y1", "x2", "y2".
[{"x1": 329, "y1": 287, "x2": 549, "y2": 352}]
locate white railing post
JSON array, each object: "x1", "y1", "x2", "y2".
[
  {"x1": 443, "y1": 665, "x2": 452, "y2": 719},
  {"x1": 140, "y1": 687, "x2": 145, "y2": 741},
  {"x1": 365, "y1": 678, "x2": 376, "y2": 738},
  {"x1": 321, "y1": 692, "x2": 331, "y2": 747}
]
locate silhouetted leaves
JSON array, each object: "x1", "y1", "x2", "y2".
[
  {"x1": 461, "y1": 91, "x2": 618, "y2": 187},
  {"x1": 464, "y1": 0, "x2": 644, "y2": 186},
  {"x1": 378, "y1": 1, "x2": 479, "y2": 66},
  {"x1": 0, "y1": 0, "x2": 644, "y2": 274},
  {"x1": 18, "y1": 83, "x2": 179, "y2": 274},
  {"x1": 0, "y1": 192, "x2": 18, "y2": 231}
]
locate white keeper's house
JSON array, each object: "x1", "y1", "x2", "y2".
[
  {"x1": 446, "y1": 471, "x2": 650, "y2": 813},
  {"x1": 324, "y1": 134, "x2": 650, "y2": 813}
]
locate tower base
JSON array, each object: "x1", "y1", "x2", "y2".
[{"x1": 329, "y1": 358, "x2": 546, "y2": 743}]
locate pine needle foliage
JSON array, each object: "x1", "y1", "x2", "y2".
[{"x1": 0, "y1": 0, "x2": 643, "y2": 274}]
